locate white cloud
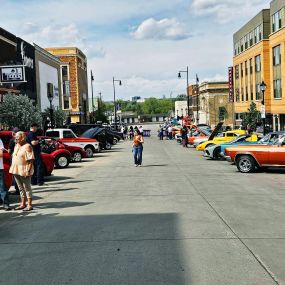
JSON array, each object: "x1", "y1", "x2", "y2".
[
  {"x1": 19, "y1": 23, "x2": 106, "y2": 59},
  {"x1": 132, "y1": 18, "x2": 191, "y2": 41},
  {"x1": 191, "y1": 0, "x2": 269, "y2": 23}
]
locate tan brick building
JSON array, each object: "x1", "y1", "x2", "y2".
[{"x1": 45, "y1": 47, "x2": 89, "y2": 123}]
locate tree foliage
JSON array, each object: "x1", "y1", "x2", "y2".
[
  {"x1": 241, "y1": 102, "x2": 261, "y2": 130},
  {"x1": 0, "y1": 94, "x2": 42, "y2": 130},
  {"x1": 42, "y1": 107, "x2": 67, "y2": 128}
]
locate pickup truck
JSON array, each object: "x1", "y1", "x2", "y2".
[{"x1": 46, "y1": 128, "x2": 99, "y2": 158}]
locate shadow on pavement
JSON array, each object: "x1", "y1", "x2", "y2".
[
  {"x1": 45, "y1": 176, "x2": 72, "y2": 182},
  {"x1": 33, "y1": 187, "x2": 79, "y2": 194},
  {"x1": 0, "y1": 213, "x2": 187, "y2": 285},
  {"x1": 142, "y1": 164, "x2": 168, "y2": 167},
  {"x1": 35, "y1": 201, "x2": 93, "y2": 209}
]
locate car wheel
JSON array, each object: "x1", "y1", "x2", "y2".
[
  {"x1": 236, "y1": 155, "x2": 256, "y2": 173},
  {"x1": 113, "y1": 138, "x2": 118, "y2": 145},
  {"x1": 55, "y1": 155, "x2": 69, "y2": 169},
  {"x1": 105, "y1": 142, "x2": 112, "y2": 150},
  {"x1": 85, "y1": 146, "x2": 94, "y2": 158},
  {"x1": 72, "y1": 151, "x2": 82, "y2": 162},
  {"x1": 213, "y1": 148, "x2": 220, "y2": 160}
]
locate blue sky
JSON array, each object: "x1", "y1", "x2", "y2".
[{"x1": 0, "y1": 0, "x2": 270, "y2": 101}]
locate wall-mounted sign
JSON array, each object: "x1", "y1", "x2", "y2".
[
  {"x1": 228, "y1": 66, "x2": 234, "y2": 103},
  {"x1": 0, "y1": 65, "x2": 26, "y2": 83}
]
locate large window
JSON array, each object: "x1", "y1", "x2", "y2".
[
  {"x1": 273, "y1": 45, "x2": 281, "y2": 66},
  {"x1": 241, "y1": 63, "x2": 243, "y2": 78},
  {"x1": 256, "y1": 83, "x2": 261, "y2": 100},
  {"x1": 61, "y1": 65, "x2": 70, "y2": 110},
  {"x1": 274, "y1": 79, "x2": 282, "y2": 99},
  {"x1": 272, "y1": 10, "x2": 282, "y2": 33},
  {"x1": 240, "y1": 38, "x2": 244, "y2": 52},
  {"x1": 244, "y1": 35, "x2": 248, "y2": 50},
  {"x1": 249, "y1": 31, "x2": 253, "y2": 47},
  {"x1": 255, "y1": 55, "x2": 261, "y2": 72}
]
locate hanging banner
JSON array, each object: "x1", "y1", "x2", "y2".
[
  {"x1": 228, "y1": 66, "x2": 234, "y2": 102},
  {"x1": 0, "y1": 65, "x2": 26, "y2": 83}
]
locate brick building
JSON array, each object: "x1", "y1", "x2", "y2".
[{"x1": 45, "y1": 47, "x2": 89, "y2": 123}]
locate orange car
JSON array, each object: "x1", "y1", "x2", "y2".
[
  {"x1": 188, "y1": 128, "x2": 210, "y2": 145},
  {"x1": 225, "y1": 135, "x2": 285, "y2": 173}
]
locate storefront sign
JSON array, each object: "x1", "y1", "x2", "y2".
[
  {"x1": 228, "y1": 66, "x2": 234, "y2": 102},
  {"x1": 0, "y1": 65, "x2": 26, "y2": 83}
]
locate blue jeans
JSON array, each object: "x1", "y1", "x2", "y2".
[
  {"x1": 133, "y1": 146, "x2": 143, "y2": 165},
  {"x1": 0, "y1": 169, "x2": 9, "y2": 206},
  {"x1": 32, "y1": 154, "x2": 44, "y2": 185}
]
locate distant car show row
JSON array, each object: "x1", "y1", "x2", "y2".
[{"x1": 169, "y1": 121, "x2": 285, "y2": 174}]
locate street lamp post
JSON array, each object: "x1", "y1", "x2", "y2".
[
  {"x1": 79, "y1": 104, "x2": 82, "y2": 123},
  {"x1": 47, "y1": 83, "x2": 54, "y2": 128},
  {"x1": 181, "y1": 108, "x2": 184, "y2": 117},
  {"x1": 90, "y1": 70, "x2": 95, "y2": 123},
  {"x1": 113, "y1": 77, "x2": 122, "y2": 130},
  {"x1": 196, "y1": 74, "x2": 199, "y2": 125},
  {"x1": 260, "y1": 80, "x2": 267, "y2": 136},
  {"x1": 178, "y1": 66, "x2": 190, "y2": 116}
]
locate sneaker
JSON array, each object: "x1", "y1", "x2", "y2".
[
  {"x1": 139, "y1": 165, "x2": 142, "y2": 167},
  {"x1": 135, "y1": 164, "x2": 138, "y2": 167}
]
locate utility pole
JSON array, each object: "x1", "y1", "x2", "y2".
[{"x1": 90, "y1": 70, "x2": 95, "y2": 123}]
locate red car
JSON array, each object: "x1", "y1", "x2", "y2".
[
  {"x1": 39, "y1": 136, "x2": 87, "y2": 165},
  {"x1": 0, "y1": 131, "x2": 55, "y2": 189}
]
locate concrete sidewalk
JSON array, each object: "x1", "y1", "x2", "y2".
[{"x1": 0, "y1": 133, "x2": 284, "y2": 284}]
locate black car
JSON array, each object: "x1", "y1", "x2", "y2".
[
  {"x1": 81, "y1": 128, "x2": 113, "y2": 150},
  {"x1": 68, "y1": 124, "x2": 102, "y2": 136}
]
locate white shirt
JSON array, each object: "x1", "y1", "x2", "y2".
[
  {"x1": 0, "y1": 139, "x2": 4, "y2": 170},
  {"x1": 139, "y1": 127, "x2": 144, "y2": 133}
]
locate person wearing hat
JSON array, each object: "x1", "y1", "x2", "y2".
[
  {"x1": 26, "y1": 123, "x2": 44, "y2": 186},
  {"x1": 8, "y1": 127, "x2": 20, "y2": 195}
]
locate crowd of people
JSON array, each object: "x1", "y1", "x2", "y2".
[
  {"x1": 121, "y1": 125, "x2": 144, "y2": 140},
  {"x1": 0, "y1": 123, "x2": 44, "y2": 211}
]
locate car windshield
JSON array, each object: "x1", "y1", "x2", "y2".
[
  {"x1": 81, "y1": 128, "x2": 97, "y2": 138},
  {"x1": 258, "y1": 133, "x2": 281, "y2": 144},
  {"x1": 230, "y1": 135, "x2": 249, "y2": 143},
  {"x1": 271, "y1": 135, "x2": 285, "y2": 145}
]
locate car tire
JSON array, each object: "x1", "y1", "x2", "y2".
[
  {"x1": 72, "y1": 151, "x2": 82, "y2": 162},
  {"x1": 85, "y1": 146, "x2": 94, "y2": 158},
  {"x1": 236, "y1": 155, "x2": 256, "y2": 173},
  {"x1": 105, "y1": 142, "x2": 112, "y2": 150},
  {"x1": 55, "y1": 155, "x2": 69, "y2": 169},
  {"x1": 113, "y1": 138, "x2": 118, "y2": 145},
  {"x1": 213, "y1": 148, "x2": 220, "y2": 160}
]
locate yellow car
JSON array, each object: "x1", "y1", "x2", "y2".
[{"x1": 196, "y1": 130, "x2": 247, "y2": 151}]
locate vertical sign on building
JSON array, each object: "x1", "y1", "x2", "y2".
[{"x1": 228, "y1": 66, "x2": 234, "y2": 102}]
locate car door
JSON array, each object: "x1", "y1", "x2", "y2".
[{"x1": 268, "y1": 137, "x2": 285, "y2": 166}]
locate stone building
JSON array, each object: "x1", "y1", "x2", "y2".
[
  {"x1": 198, "y1": 82, "x2": 234, "y2": 129},
  {"x1": 45, "y1": 47, "x2": 89, "y2": 123}
]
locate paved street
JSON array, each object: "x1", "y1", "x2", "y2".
[{"x1": 1, "y1": 127, "x2": 285, "y2": 285}]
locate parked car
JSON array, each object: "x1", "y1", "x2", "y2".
[
  {"x1": 204, "y1": 133, "x2": 260, "y2": 160},
  {"x1": 81, "y1": 128, "x2": 112, "y2": 150},
  {"x1": 46, "y1": 128, "x2": 100, "y2": 157},
  {"x1": 67, "y1": 124, "x2": 102, "y2": 136},
  {"x1": 3, "y1": 152, "x2": 13, "y2": 190},
  {"x1": 0, "y1": 131, "x2": 54, "y2": 178},
  {"x1": 188, "y1": 128, "x2": 211, "y2": 145},
  {"x1": 225, "y1": 135, "x2": 285, "y2": 173},
  {"x1": 40, "y1": 136, "x2": 87, "y2": 163},
  {"x1": 196, "y1": 130, "x2": 247, "y2": 151}
]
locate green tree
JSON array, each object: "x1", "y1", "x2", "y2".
[
  {"x1": 42, "y1": 107, "x2": 67, "y2": 128},
  {"x1": 241, "y1": 102, "x2": 261, "y2": 130},
  {"x1": 176, "y1": 94, "x2": 187, "y2": 101},
  {"x1": 0, "y1": 94, "x2": 42, "y2": 130}
]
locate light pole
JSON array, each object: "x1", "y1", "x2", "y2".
[
  {"x1": 79, "y1": 104, "x2": 82, "y2": 123},
  {"x1": 196, "y1": 74, "x2": 199, "y2": 125},
  {"x1": 113, "y1": 77, "x2": 122, "y2": 130},
  {"x1": 260, "y1": 80, "x2": 267, "y2": 135},
  {"x1": 90, "y1": 70, "x2": 95, "y2": 123},
  {"x1": 181, "y1": 108, "x2": 184, "y2": 117},
  {"x1": 47, "y1": 83, "x2": 54, "y2": 128},
  {"x1": 178, "y1": 66, "x2": 190, "y2": 116}
]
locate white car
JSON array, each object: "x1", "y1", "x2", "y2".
[{"x1": 46, "y1": 129, "x2": 100, "y2": 158}]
